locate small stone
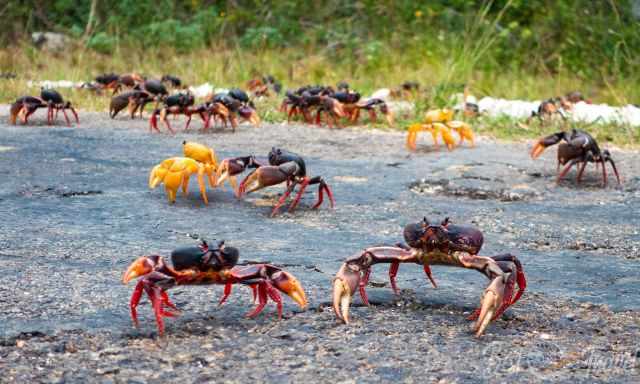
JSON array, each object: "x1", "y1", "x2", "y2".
[
  {"x1": 539, "y1": 333, "x2": 552, "y2": 340},
  {"x1": 16, "y1": 340, "x2": 26, "y2": 348}
]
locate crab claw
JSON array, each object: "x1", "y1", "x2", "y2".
[
  {"x1": 239, "y1": 106, "x2": 261, "y2": 127},
  {"x1": 122, "y1": 256, "x2": 155, "y2": 284},
  {"x1": 332, "y1": 263, "x2": 360, "y2": 324},
  {"x1": 530, "y1": 140, "x2": 547, "y2": 159},
  {"x1": 473, "y1": 276, "x2": 505, "y2": 337},
  {"x1": 271, "y1": 270, "x2": 307, "y2": 309}
]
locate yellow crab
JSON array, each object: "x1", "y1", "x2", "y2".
[
  {"x1": 182, "y1": 141, "x2": 218, "y2": 169},
  {"x1": 149, "y1": 157, "x2": 217, "y2": 204},
  {"x1": 406, "y1": 109, "x2": 475, "y2": 151}
]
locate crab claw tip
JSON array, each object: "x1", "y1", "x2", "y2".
[
  {"x1": 332, "y1": 278, "x2": 352, "y2": 324},
  {"x1": 473, "y1": 285, "x2": 503, "y2": 337},
  {"x1": 122, "y1": 257, "x2": 152, "y2": 284},
  {"x1": 530, "y1": 141, "x2": 545, "y2": 159}
]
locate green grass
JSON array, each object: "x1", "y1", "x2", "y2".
[{"x1": 1, "y1": 44, "x2": 639, "y2": 147}]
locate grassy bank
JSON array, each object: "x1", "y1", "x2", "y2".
[{"x1": 0, "y1": 45, "x2": 639, "y2": 147}]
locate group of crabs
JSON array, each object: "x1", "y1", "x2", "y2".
[
  {"x1": 99, "y1": 72, "x2": 261, "y2": 133},
  {"x1": 9, "y1": 80, "x2": 623, "y2": 337},
  {"x1": 10, "y1": 73, "x2": 260, "y2": 134},
  {"x1": 126, "y1": 119, "x2": 621, "y2": 338},
  {"x1": 132, "y1": 138, "x2": 526, "y2": 337}
]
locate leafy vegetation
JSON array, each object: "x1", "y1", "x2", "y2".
[{"x1": 1, "y1": 1, "x2": 639, "y2": 145}]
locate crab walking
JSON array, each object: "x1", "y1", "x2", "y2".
[
  {"x1": 332, "y1": 217, "x2": 526, "y2": 337},
  {"x1": 406, "y1": 108, "x2": 474, "y2": 151},
  {"x1": 530, "y1": 128, "x2": 622, "y2": 187},
  {"x1": 280, "y1": 85, "x2": 393, "y2": 128},
  {"x1": 10, "y1": 88, "x2": 79, "y2": 126},
  {"x1": 216, "y1": 147, "x2": 335, "y2": 217},
  {"x1": 122, "y1": 240, "x2": 307, "y2": 336}
]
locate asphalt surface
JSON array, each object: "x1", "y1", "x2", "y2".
[{"x1": 1, "y1": 108, "x2": 639, "y2": 383}]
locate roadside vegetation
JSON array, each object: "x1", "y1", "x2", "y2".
[{"x1": 1, "y1": 0, "x2": 639, "y2": 145}]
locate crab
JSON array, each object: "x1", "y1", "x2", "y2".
[
  {"x1": 149, "y1": 92, "x2": 196, "y2": 133},
  {"x1": 182, "y1": 141, "x2": 218, "y2": 169},
  {"x1": 122, "y1": 239, "x2": 307, "y2": 335},
  {"x1": 406, "y1": 109, "x2": 474, "y2": 151},
  {"x1": 529, "y1": 98, "x2": 569, "y2": 123},
  {"x1": 347, "y1": 98, "x2": 394, "y2": 126},
  {"x1": 161, "y1": 74, "x2": 182, "y2": 88},
  {"x1": 204, "y1": 91, "x2": 260, "y2": 130},
  {"x1": 109, "y1": 90, "x2": 153, "y2": 119},
  {"x1": 200, "y1": 101, "x2": 233, "y2": 131},
  {"x1": 332, "y1": 217, "x2": 526, "y2": 337},
  {"x1": 530, "y1": 128, "x2": 621, "y2": 186},
  {"x1": 148, "y1": 157, "x2": 217, "y2": 204},
  {"x1": 214, "y1": 155, "x2": 261, "y2": 197},
  {"x1": 312, "y1": 95, "x2": 347, "y2": 128},
  {"x1": 10, "y1": 89, "x2": 79, "y2": 126},
  {"x1": 280, "y1": 86, "x2": 335, "y2": 124},
  {"x1": 229, "y1": 148, "x2": 335, "y2": 217},
  {"x1": 247, "y1": 75, "x2": 282, "y2": 97},
  {"x1": 87, "y1": 73, "x2": 144, "y2": 95}
]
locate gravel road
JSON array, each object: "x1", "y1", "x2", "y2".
[{"x1": 1, "y1": 109, "x2": 639, "y2": 383}]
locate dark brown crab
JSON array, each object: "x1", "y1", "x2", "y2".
[{"x1": 332, "y1": 217, "x2": 526, "y2": 337}]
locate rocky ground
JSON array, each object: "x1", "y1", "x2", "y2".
[{"x1": 0, "y1": 109, "x2": 639, "y2": 383}]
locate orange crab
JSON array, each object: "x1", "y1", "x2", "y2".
[
  {"x1": 406, "y1": 109, "x2": 474, "y2": 151},
  {"x1": 148, "y1": 141, "x2": 219, "y2": 204}
]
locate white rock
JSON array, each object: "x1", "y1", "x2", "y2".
[
  {"x1": 369, "y1": 88, "x2": 391, "y2": 101},
  {"x1": 188, "y1": 83, "x2": 214, "y2": 98}
]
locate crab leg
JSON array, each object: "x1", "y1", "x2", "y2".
[
  {"x1": 287, "y1": 177, "x2": 311, "y2": 213},
  {"x1": 333, "y1": 247, "x2": 417, "y2": 323},
  {"x1": 576, "y1": 161, "x2": 587, "y2": 183},
  {"x1": 69, "y1": 107, "x2": 79, "y2": 123},
  {"x1": 601, "y1": 159, "x2": 608, "y2": 187},
  {"x1": 218, "y1": 282, "x2": 233, "y2": 306},
  {"x1": 270, "y1": 182, "x2": 296, "y2": 217},
  {"x1": 60, "y1": 108, "x2": 71, "y2": 126},
  {"x1": 607, "y1": 158, "x2": 622, "y2": 185},
  {"x1": 557, "y1": 158, "x2": 579, "y2": 183},
  {"x1": 129, "y1": 280, "x2": 145, "y2": 327}
]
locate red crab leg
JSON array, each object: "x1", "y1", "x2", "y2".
[
  {"x1": 265, "y1": 282, "x2": 284, "y2": 319},
  {"x1": 249, "y1": 283, "x2": 258, "y2": 303},
  {"x1": 129, "y1": 280, "x2": 145, "y2": 327},
  {"x1": 218, "y1": 282, "x2": 233, "y2": 306},
  {"x1": 312, "y1": 184, "x2": 325, "y2": 209},
  {"x1": 245, "y1": 282, "x2": 269, "y2": 318},
  {"x1": 61, "y1": 108, "x2": 71, "y2": 126},
  {"x1": 324, "y1": 184, "x2": 335, "y2": 208},
  {"x1": 423, "y1": 265, "x2": 437, "y2": 288},
  {"x1": 557, "y1": 160, "x2": 578, "y2": 183},
  {"x1": 389, "y1": 261, "x2": 401, "y2": 294},
  {"x1": 163, "y1": 115, "x2": 176, "y2": 135},
  {"x1": 150, "y1": 113, "x2": 161, "y2": 133},
  {"x1": 358, "y1": 268, "x2": 371, "y2": 305},
  {"x1": 601, "y1": 160, "x2": 608, "y2": 187},
  {"x1": 143, "y1": 284, "x2": 165, "y2": 335},
  {"x1": 161, "y1": 290, "x2": 178, "y2": 311},
  {"x1": 270, "y1": 182, "x2": 297, "y2": 217},
  {"x1": 288, "y1": 177, "x2": 311, "y2": 212}
]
